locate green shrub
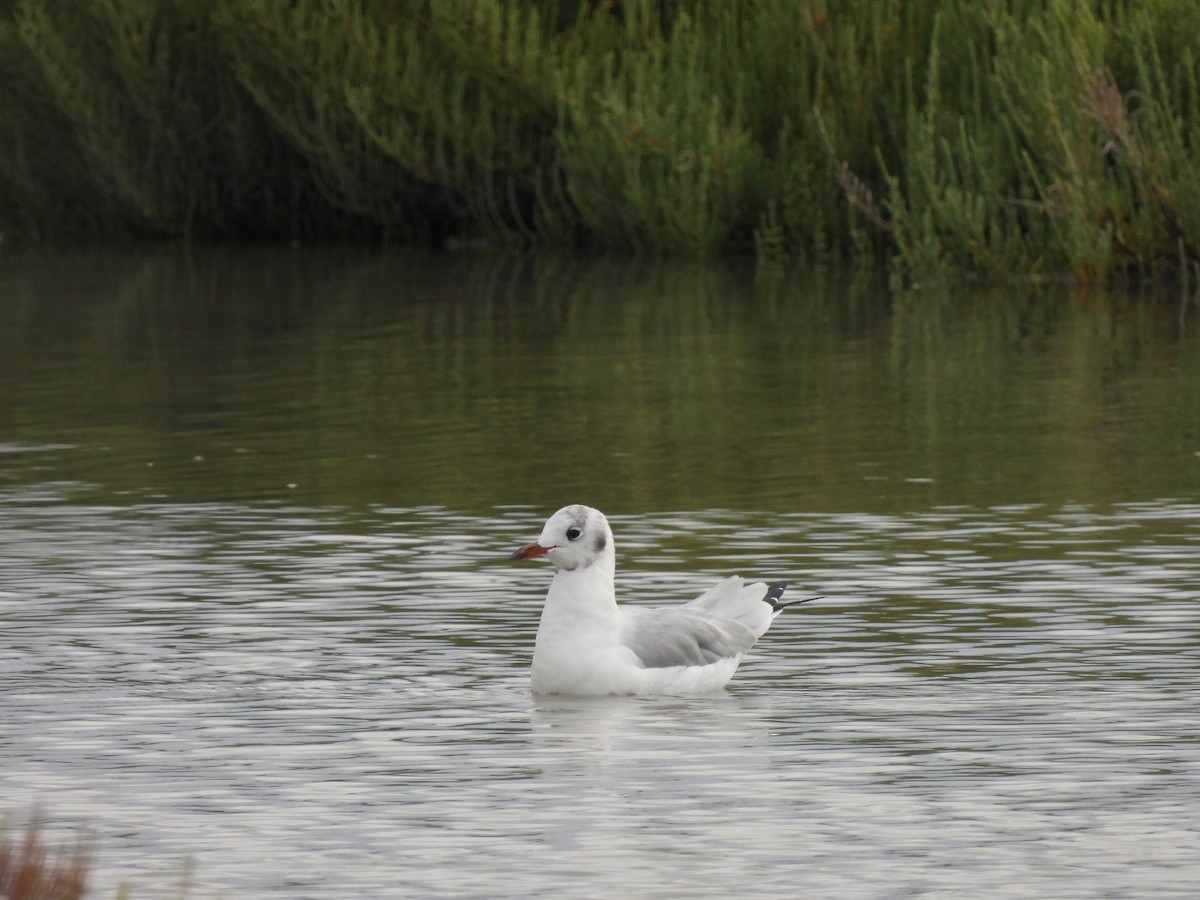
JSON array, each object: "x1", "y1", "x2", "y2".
[{"x1": 1, "y1": 0, "x2": 1198, "y2": 283}]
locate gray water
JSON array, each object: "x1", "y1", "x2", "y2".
[{"x1": 2, "y1": 248, "x2": 1199, "y2": 897}]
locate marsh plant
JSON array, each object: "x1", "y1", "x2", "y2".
[
  {"x1": 2, "y1": 1, "x2": 1199, "y2": 283},
  {"x1": 0, "y1": 818, "x2": 89, "y2": 900}
]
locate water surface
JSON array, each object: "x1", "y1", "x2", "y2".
[{"x1": 1, "y1": 248, "x2": 1198, "y2": 897}]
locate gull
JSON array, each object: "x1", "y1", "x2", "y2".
[{"x1": 510, "y1": 504, "x2": 813, "y2": 695}]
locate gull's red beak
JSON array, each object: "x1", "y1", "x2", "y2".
[{"x1": 510, "y1": 542, "x2": 549, "y2": 560}]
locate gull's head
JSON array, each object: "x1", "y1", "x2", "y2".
[{"x1": 510, "y1": 504, "x2": 615, "y2": 573}]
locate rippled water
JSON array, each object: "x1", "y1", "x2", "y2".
[
  {"x1": 3, "y1": 485, "x2": 1198, "y2": 897},
  {"x1": 2, "y1": 249, "x2": 1199, "y2": 897}
]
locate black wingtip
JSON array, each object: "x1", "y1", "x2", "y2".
[{"x1": 764, "y1": 581, "x2": 820, "y2": 612}]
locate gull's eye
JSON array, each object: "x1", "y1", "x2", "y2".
[{"x1": 566, "y1": 526, "x2": 582, "y2": 541}]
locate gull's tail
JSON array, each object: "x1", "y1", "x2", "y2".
[{"x1": 764, "y1": 581, "x2": 820, "y2": 612}]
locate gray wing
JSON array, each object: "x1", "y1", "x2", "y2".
[{"x1": 620, "y1": 607, "x2": 760, "y2": 669}]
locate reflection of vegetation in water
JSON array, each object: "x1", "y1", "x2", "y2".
[
  {"x1": 889, "y1": 286, "x2": 1199, "y2": 503},
  {"x1": 0, "y1": 250, "x2": 1196, "y2": 511}
]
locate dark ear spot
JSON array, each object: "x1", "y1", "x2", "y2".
[{"x1": 594, "y1": 533, "x2": 607, "y2": 553}]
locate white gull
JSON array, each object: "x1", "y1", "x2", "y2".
[{"x1": 511, "y1": 504, "x2": 812, "y2": 696}]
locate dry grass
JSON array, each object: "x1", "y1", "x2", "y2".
[{"x1": 0, "y1": 819, "x2": 90, "y2": 900}]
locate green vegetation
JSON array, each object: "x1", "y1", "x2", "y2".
[{"x1": 2, "y1": 1, "x2": 1200, "y2": 282}]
